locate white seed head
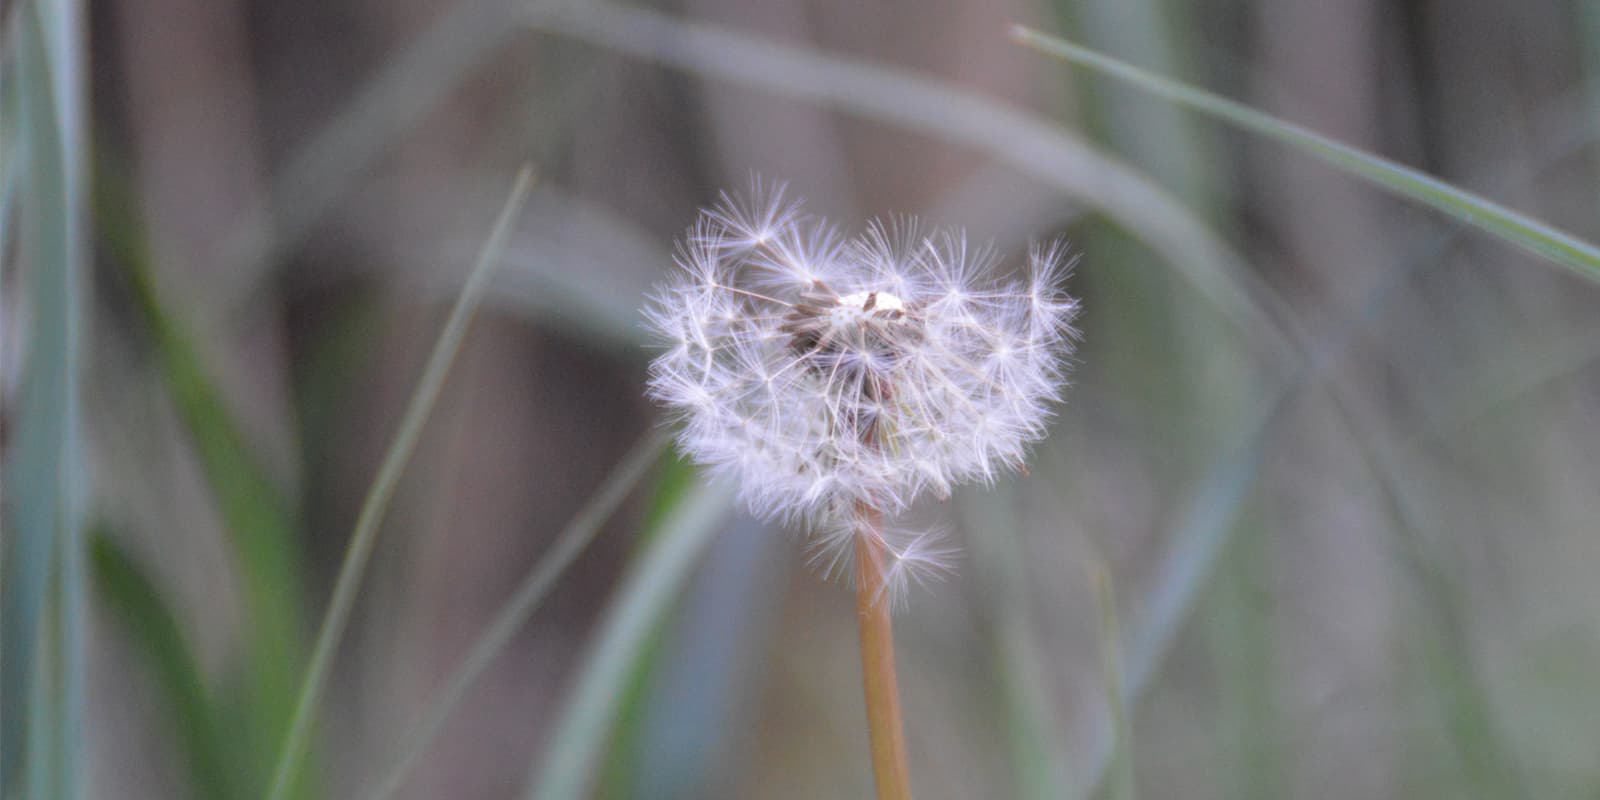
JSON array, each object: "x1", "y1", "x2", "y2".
[{"x1": 644, "y1": 180, "x2": 1080, "y2": 595}]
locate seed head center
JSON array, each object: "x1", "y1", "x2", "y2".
[
  {"x1": 782, "y1": 286, "x2": 916, "y2": 364},
  {"x1": 824, "y1": 290, "x2": 911, "y2": 334},
  {"x1": 837, "y1": 290, "x2": 906, "y2": 313}
]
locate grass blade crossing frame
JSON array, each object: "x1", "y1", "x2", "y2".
[
  {"x1": 263, "y1": 166, "x2": 535, "y2": 800},
  {"x1": 1011, "y1": 26, "x2": 1600, "y2": 285},
  {"x1": 523, "y1": 480, "x2": 735, "y2": 800},
  {"x1": 0, "y1": 2, "x2": 87, "y2": 796},
  {"x1": 359, "y1": 429, "x2": 671, "y2": 800}
]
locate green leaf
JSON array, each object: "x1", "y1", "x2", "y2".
[
  {"x1": 1, "y1": 3, "x2": 88, "y2": 797},
  {"x1": 1011, "y1": 27, "x2": 1600, "y2": 285},
  {"x1": 89, "y1": 533, "x2": 238, "y2": 800},
  {"x1": 94, "y1": 153, "x2": 310, "y2": 797},
  {"x1": 263, "y1": 166, "x2": 536, "y2": 800},
  {"x1": 961, "y1": 487, "x2": 1071, "y2": 800},
  {"x1": 522, "y1": 478, "x2": 736, "y2": 800}
]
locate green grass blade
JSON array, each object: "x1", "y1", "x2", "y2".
[
  {"x1": 533, "y1": 3, "x2": 1292, "y2": 360},
  {"x1": 1, "y1": 2, "x2": 87, "y2": 796},
  {"x1": 961, "y1": 488, "x2": 1071, "y2": 800},
  {"x1": 1093, "y1": 568, "x2": 1136, "y2": 800},
  {"x1": 263, "y1": 165, "x2": 535, "y2": 800},
  {"x1": 1071, "y1": 397, "x2": 1272, "y2": 799},
  {"x1": 1204, "y1": 519, "x2": 1284, "y2": 800},
  {"x1": 1331, "y1": 401, "x2": 1525, "y2": 798},
  {"x1": 1011, "y1": 26, "x2": 1600, "y2": 285},
  {"x1": 522, "y1": 479, "x2": 736, "y2": 800},
  {"x1": 89, "y1": 532, "x2": 238, "y2": 800},
  {"x1": 0, "y1": 61, "x2": 22, "y2": 252},
  {"x1": 94, "y1": 156, "x2": 310, "y2": 796},
  {"x1": 358, "y1": 429, "x2": 671, "y2": 800}
]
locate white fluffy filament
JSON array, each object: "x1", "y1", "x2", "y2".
[{"x1": 644, "y1": 180, "x2": 1080, "y2": 602}]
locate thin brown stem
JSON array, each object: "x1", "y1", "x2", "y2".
[{"x1": 854, "y1": 507, "x2": 913, "y2": 800}]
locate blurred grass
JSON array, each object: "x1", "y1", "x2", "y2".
[
  {"x1": 596, "y1": 452, "x2": 696, "y2": 800},
  {"x1": 524, "y1": 476, "x2": 736, "y2": 800},
  {"x1": 1203, "y1": 518, "x2": 1284, "y2": 800},
  {"x1": 217, "y1": 0, "x2": 536, "y2": 302},
  {"x1": 358, "y1": 429, "x2": 672, "y2": 800},
  {"x1": 1011, "y1": 23, "x2": 1600, "y2": 800},
  {"x1": 1093, "y1": 567, "x2": 1135, "y2": 800},
  {"x1": 0, "y1": 59, "x2": 21, "y2": 250},
  {"x1": 1338, "y1": 400, "x2": 1526, "y2": 799},
  {"x1": 1, "y1": 2, "x2": 86, "y2": 797},
  {"x1": 94, "y1": 153, "x2": 314, "y2": 799},
  {"x1": 89, "y1": 532, "x2": 237, "y2": 800},
  {"x1": 532, "y1": 2, "x2": 1294, "y2": 362},
  {"x1": 25, "y1": 1, "x2": 1600, "y2": 798},
  {"x1": 1012, "y1": 27, "x2": 1600, "y2": 285},
  {"x1": 265, "y1": 166, "x2": 534, "y2": 800},
  {"x1": 962, "y1": 486, "x2": 1071, "y2": 800}
]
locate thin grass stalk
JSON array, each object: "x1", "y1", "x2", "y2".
[
  {"x1": 522, "y1": 480, "x2": 734, "y2": 800},
  {"x1": 961, "y1": 488, "x2": 1070, "y2": 800},
  {"x1": 1010, "y1": 26, "x2": 1600, "y2": 285},
  {"x1": 263, "y1": 165, "x2": 534, "y2": 800},
  {"x1": 358, "y1": 428, "x2": 670, "y2": 800},
  {"x1": 1094, "y1": 567, "x2": 1135, "y2": 800},
  {"x1": 854, "y1": 507, "x2": 912, "y2": 800}
]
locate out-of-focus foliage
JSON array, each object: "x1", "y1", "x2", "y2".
[{"x1": 4, "y1": 0, "x2": 1600, "y2": 798}]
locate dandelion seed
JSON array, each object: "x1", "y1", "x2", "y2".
[{"x1": 643, "y1": 179, "x2": 1080, "y2": 604}]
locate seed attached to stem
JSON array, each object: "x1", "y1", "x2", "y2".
[{"x1": 644, "y1": 178, "x2": 1080, "y2": 601}]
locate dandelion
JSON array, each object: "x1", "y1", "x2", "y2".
[
  {"x1": 643, "y1": 179, "x2": 1079, "y2": 799},
  {"x1": 644, "y1": 180, "x2": 1079, "y2": 587}
]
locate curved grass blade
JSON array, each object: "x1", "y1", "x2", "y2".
[
  {"x1": 531, "y1": 2, "x2": 1293, "y2": 361},
  {"x1": 95, "y1": 155, "x2": 312, "y2": 796},
  {"x1": 1069, "y1": 393, "x2": 1273, "y2": 799},
  {"x1": 357, "y1": 428, "x2": 671, "y2": 800},
  {"x1": 1011, "y1": 27, "x2": 1600, "y2": 285},
  {"x1": 522, "y1": 479, "x2": 736, "y2": 800},
  {"x1": 89, "y1": 532, "x2": 238, "y2": 800},
  {"x1": 1074, "y1": 222, "x2": 1441, "y2": 795},
  {"x1": 1324, "y1": 386, "x2": 1526, "y2": 797},
  {"x1": 263, "y1": 166, "x2": 535, "y2": 800},
  {"x1": 961, "y1": 488, "x2": 1072, "y2": 800},
  {"x1": 1, "y1": 3, "x2": 87, "y2": 796}
]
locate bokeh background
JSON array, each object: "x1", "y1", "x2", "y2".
[{"x1": 6, "y1": 0, "x2": 1600, "y2": 798}]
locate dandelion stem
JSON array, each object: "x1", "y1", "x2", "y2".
[{"x1": 854, "y1": 507, "x2": 913, "y2": 800}]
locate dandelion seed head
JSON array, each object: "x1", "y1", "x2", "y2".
[{"x1": 644, "y1": 179, "x2": 1080, "y2": 601}]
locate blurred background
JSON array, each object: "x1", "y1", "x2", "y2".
[{"x1": 5, "y1": 0, "x2": 1600, "y2": 797}]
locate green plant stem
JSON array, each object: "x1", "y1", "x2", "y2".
[
  {"x1": 263, "y1": 165, "x2": 534, "y2": 800},
  {"x1": 854, "y1": 507, "x2": 912, "y2": 800}
]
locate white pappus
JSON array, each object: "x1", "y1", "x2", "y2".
[{"x1": 643, "y1": 180, "x2": 1080, "y2": 601}]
